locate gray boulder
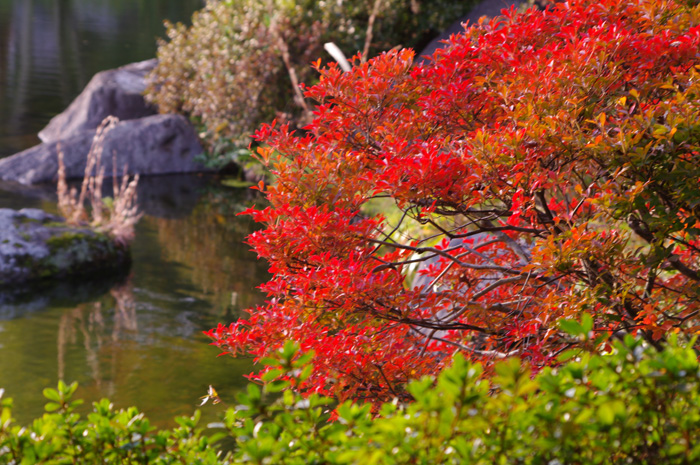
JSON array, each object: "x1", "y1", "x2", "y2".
[
  {"x1": 0, "y1": 208, "x2": 129, "y2": 288},
  {"x1": 39, "y1": 59, "x2": 159, "y2": 143},
  {"x1": 0, "y1": 114, "x2": 207, "y2": 185}
]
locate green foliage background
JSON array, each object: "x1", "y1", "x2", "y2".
[{"x1": 145, "y1": 0, "x2": 479, "y2": 167}]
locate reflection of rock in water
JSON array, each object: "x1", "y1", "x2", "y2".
[
  {"x1": 0, "y1": 179, "x2": 266, "y2": 322},
  {"x1": 134, "y1": 174, "x2": 212, "y2": 219},
  {"x1": 0, "y1": 268, "x2": 129, "y2": 320}
]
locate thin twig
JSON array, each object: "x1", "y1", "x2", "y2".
[{"x1": 362, "y1": 0, "x2": 383, "y2": 62}]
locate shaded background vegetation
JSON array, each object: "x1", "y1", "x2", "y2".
[{"x1": 145, "y1": 0, "x2": 480, "y2": 167}]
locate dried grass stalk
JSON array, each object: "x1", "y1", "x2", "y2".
[{"x1": 57, "y1": 116, "x2": 142, "y2": 246}]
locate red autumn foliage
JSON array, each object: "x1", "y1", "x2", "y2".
[{"x1": 207, "y1": 0, "x2": 700, "y2": 403}]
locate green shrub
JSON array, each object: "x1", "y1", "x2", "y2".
[
  {"x1": 145, "y1": 0, "x2": 478, "y2": 167},
  {"x1": 217, "y1": 336, "x2": 700, "y2": 464},
  {"x1": 3, "y1": 334, "x2": 700, "y2": 463},
  {"x1": 0, "y1": 381, "x2": 224, "y2": 464}
]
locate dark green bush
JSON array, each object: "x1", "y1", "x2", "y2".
[
  {"x1": 3, "y1": 332, "x2": 700, "y2": 463},
  {"x1": 145, "y1": 0, "x2": 479, "y2": 167}
]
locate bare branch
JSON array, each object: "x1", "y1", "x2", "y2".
[
  {"x1": 471, "y1": 275, "x2": 528, "y2": 301},
  {"x1": 367, "y1": 238, "x2": 521, "y2": 274},
  {"x1": 362, "y1": 0, "x2": 383, "y2": 63},
  {"x1": 412, "y1": 328, "x2": 519, "y2": 359},
  {"x1": 398, "y1": 317, "x2": 493, "y2": 333},
  {"x1": 628, "y1": 216, "x2": 700, "y2": 282}
]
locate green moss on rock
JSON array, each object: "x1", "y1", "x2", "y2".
[
  {"x1": 0, "y1": 208, "x2": 131, "y2": 288},
  {"x1": 41, "y1": 230, "x2": 128, "y2": 279}
]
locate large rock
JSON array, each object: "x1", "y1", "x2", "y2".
[
  {"x1": 0, "y1": 114, "x2": 207, "y2": 185},
  {"x1": 0, "y1": 208, "x2": 130, "y2": 288},
  {"x1": 411, "y1": 233, "x2": 531, "y2": 342},
  {"x1": 39, "y1": 59, "x2": 159, "y2": 143}
]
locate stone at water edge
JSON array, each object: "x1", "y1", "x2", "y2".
[
  {"x1": 38, "y1": 59, "x2": 159, "y2": 143},
  {"x1": 0, "y1": 114, "x2": 207, "y2": 185},
  {"x1": 0, "y1": 56, "x2": 210, "y2": 186},
  {"x1": 0, "y1": 208, "x2": 130, "y2": 287}
]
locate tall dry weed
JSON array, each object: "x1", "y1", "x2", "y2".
[{"x1": 57, "y1": 116, "x2": 142, "y2": 246}]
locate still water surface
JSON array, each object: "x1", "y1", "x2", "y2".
[{"x1": 0, "y1": 0, "x2": 267, "y2": 426}]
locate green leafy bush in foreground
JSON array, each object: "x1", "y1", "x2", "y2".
[{"x1": 3, "y1": 334, "x2": 700, "y2": 464}]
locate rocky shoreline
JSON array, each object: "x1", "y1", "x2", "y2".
[
  {"x1": 0, "y1": 208, "x2": 130, "y2": 289},
  {"x1": 0, "y1": 0, "x2": 528, "y2": 291}
]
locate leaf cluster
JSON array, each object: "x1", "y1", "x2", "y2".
[
  {"x1": 210, "y1": 0, "x2": 700, "y2": 401},
  {"x1": 3, "y1": 337, "x2": 700, "y2": 463},
  {"x1": 0, "y1": 381, "x2": 223, "y2": 464}
]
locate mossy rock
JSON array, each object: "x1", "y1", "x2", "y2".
[{"x1": 0, "y1": 208, "x2": 130, "y2": 288}]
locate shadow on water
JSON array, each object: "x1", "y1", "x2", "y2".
[{"x1": 0, "y1": 267, "x2": 130, "y2": 320}]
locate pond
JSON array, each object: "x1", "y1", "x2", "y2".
[{"x1": 0, "y1": 0, "x2": 268, "y2": 427}]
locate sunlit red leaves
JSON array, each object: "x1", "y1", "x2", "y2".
[{"x1": 209, "y1": 0, "x2": 700, "y2": 403}]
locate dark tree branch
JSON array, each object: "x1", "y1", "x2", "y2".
[{"x1": 628, "y1": 215, "x2": 700, "y2": 282}]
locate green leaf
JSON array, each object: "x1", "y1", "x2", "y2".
[
  {"x1": 44, "y1": 402, "x2": 61, "y2": 412},
  {"x1": 597, "y1": 405, "x2": 614, "y2": 425},
  {"x1": 43, "y1": 388, "x2": 61, "y2": 402},
  {"x1": 260, "y1": 368, "x2": 284, "y2": 382},
  {"x1": 580, "y1": 313, "x2": 593, "y2": 335},
  {"x1": 265, "y1": 379, "x2": 290, "y2": 393},
  {"x1": 559, "y1": 319, "x2": 583, "y2": 337}
]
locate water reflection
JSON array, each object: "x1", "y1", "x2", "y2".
[
  {"x1": 151, "y1": 186, "x2": 268, "y2": 318},
  {"x1": 0, "y1": 0, "x2": 263, "y2": 429},
  {"x1": 56, "y1": 279, "x2": 137, "y2": 388},
  {"x1": 0, "y1": 183, "x2": 268, "y2": 427}
]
